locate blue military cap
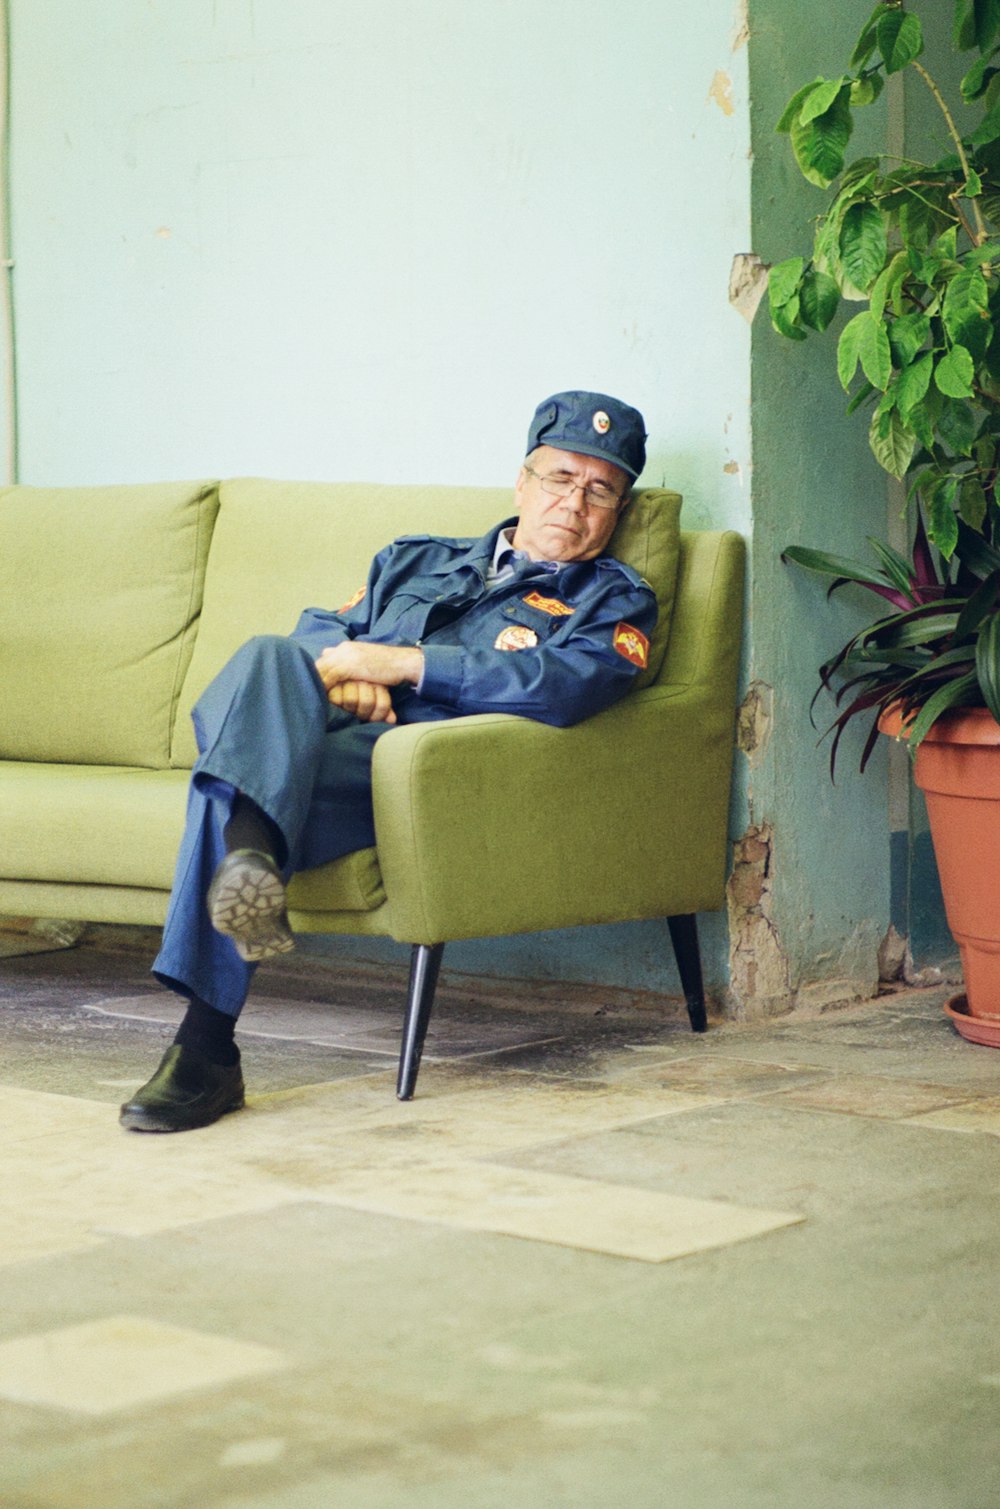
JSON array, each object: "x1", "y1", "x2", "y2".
[{"x1": 526, "y1": 390, "x2": 647, "y2": 479}]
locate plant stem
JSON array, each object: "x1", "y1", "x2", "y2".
[{"x1": 912, "y1": 61, "x2": 987, "y2": 244}]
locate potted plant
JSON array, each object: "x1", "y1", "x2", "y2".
[{"x1": 769, "y1": 0, "x2": 1000, "y2": 1043}]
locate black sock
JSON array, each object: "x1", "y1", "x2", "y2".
[
  {"x1": 223, "y1": 793, "x2": 283, "y2": 865},
  {"x1": 173, "y1": 996, "x2": 240, "y2": 1066}
]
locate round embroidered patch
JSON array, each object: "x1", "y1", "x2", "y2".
[
  {"x1": 592, "y1": 410, "x2": 611, "y2": 435},
  {"x1": 494, "y1": 625, "x2": 539, "y2": 651}
]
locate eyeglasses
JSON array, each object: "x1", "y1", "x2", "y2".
[{"x1": 523, "y1": 464, "x2": 624, "y2": 512}]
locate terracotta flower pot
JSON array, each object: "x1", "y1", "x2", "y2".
[{"x1": 882, "y1": 706, "x2": 1000, "y2": 1032}]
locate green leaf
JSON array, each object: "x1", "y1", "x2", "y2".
[
  {"x1": 960, "y1": 475, "x2": 989, "y2": 528},
  {"x1": 937, "y1": 226, "x2": 960, "y2": 263},
  {"x1": 790, "y1": 88, "x2": 854, "y2": 188},
  {"x1": 906, "y1": 671, "x2": 980, "y2": 750},
  {"x1": 846, "y1": 380, "x2": 878, "y2": 415},
  {"x1": 943, "y1": 266, "x2": 992, "y2": 358},
  {"x1": 776, "y1": 78, "x2": 825, "y2": 133},
  {"x1": 895, "y1": 352, "x2": 935, "y2": 419},
  {"x1": 839, "y1": 201, "x2": 889, "y2": 291},
  {"x1": 782, "y1": 545, "x2": 907, "y2": 591},
  {"x1": 869, "y1": 407, "x2": 917, "y2": 477},
  {"x1": 935, "y1": 344, "x2": 976, "y2": 397},
  {"x1": 963, "y1": 238, "x2": 1000, "y2": 264},
  {"x1": 975, "y1": 610, "x2": 1000, "y2": 723},
  {"x1": 964, "y1": 167, "x2": 984, "y2": 196},
  {"x1": 800, "y1": 77, "x2": 848, "y2": 125},
  {"x1": 889, "y1": 311, "x2": 931, "y2": 367},
  {"x1": 955, "y1": 0, "x2": 1000, "y2": 52},
  {"x1": 955, "y1": 568, "x2": 1000, "y2": 637},
  {"x1": 937, "y1": 399, "x2": 979, "y2": 455},
  {"x1": 771, "y1": 293, "x2": 808, "y2": 341},
  {"x1": 955, "y1": 0, "x2": 977, "y2": 51},
  {"x1": 868, "y1": 538, "x2": 922, "y2": 598},
  {"x1": 971, "y1": 96, "x2": 1000, "y2": 148},
  {"x1": 928, "y1": 477, "x2": 961, "y2": 557},
  {"x1": 768, "y1": 256, "x2": 805, "y2": 309},
  {"x1": 961, "y1": 49, "x2": 1000, "y2": 101},
  {"x1": 851, "y1": 73, "x2": 885, "y2": 107},
  {"x1": 838, "y1": 311, "x2": 868, "y2": 389},
  {"x1": 899, "y1": 191, "x2": 952, "y2": 250},
  {"x1": 909, "y1": 385, "x2": 944, "y2": 449},
  {"x1": 957, "y1": 517, "x2": 1000, "y2": 576},
  {"x1": 877, "y1": 10, "x2": 924, "y2": 73},
  {"x1": 799, "y1": 268, "x2": 840, "y2": 331},
  {"x1": 851, "y1": 3, "x2": 895, "y2": 68},
  {"x1": 858, "y1": 311, "x2": 892, "y2": 389}
]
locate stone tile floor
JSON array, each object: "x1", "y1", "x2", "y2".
[{"x1": 2, "y1": 932, "x2": 1000, "y2": 1507}]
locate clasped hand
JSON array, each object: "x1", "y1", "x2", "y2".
[{"x1": 313, "y1": 641, "x2": 425, "y2": 725}]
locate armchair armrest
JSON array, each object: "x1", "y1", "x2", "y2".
[{"x1": 372, "y1": 678, "x2": 738, "y2": 943}]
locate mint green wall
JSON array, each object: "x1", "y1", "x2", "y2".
[{"x1": 8, "y1": 1, "x2": 753, "y2": 996}]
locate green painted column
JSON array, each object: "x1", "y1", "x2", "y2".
[{"x1": 742, "y1": 0, "x2": 895, "y2": 1014}]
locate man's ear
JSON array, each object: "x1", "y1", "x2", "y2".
[{"x1": 513, "y1": 465, "x2": 528, "y2": 507}]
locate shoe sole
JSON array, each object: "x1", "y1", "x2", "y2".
[
  {"x1": 120, "y1": 1091, "x2": 246, "y2": 1133},
  {"x1": 207, "y1": 856, "x2": 295, "y2": 963}
]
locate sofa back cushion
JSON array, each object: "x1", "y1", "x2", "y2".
[
  {"x1": 170, "y1": 479, "x2": 681, "y2": 767},
  {"x1": 0, "y1": 481, "x2": 219, "y2": 767}
]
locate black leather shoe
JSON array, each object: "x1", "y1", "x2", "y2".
[
  {"x1": 119, "y1": 1044, "x2": 245, "y2": 1133},
  {"x1": 207, "y1": 848, "x2": 295, "y2": 962}
]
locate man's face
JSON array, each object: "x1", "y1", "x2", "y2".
[{"x1": 511, "y1": 445, "x2": 630, "y2": 562}]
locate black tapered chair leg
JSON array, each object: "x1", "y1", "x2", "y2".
[
  {"x1": 397, "y1": 942, "x2": 445, "y2": 1100},
  {"x1": 667, "y1": 914, "x2": 708, "y2": 1033}
]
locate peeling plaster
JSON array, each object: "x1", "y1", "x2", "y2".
[
  {"x1": 708, "y1": 69, "x2": 735, "y2": 117},
  {"x1": 878, "y1": 923, "x2": 944, "y2": 988},
  {"x1": 729, "y1": 253, "x2": 768, "y2": 322},
  {"x1": 726, "y1": 824, "x2": 792, "y2": 1019},
  {"x1": 737, "y1": 680, "x2": 773, "y2": 768},
  {"x1": 731, "y1": 0, "x2": 749, "y2": 50}
]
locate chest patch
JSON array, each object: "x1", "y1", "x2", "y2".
[
  {"x1": 495, "y1": 624, "x2": 539, "y2": 652},
  {"x1": 613, "y1": 622, "x2": 649, "y2": 668},
  {"x1": 523, "y1": 591, "x2": 575, "y2": 617},
  {"x1": 338, "y1": 585, "x2": 366, "y2": 614}
]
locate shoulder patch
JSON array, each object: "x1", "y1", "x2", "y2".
[
  {"x1": 523, "y1": 591, "x2": 575, "y2": 617},
  {"x1": 337, "y1": 585, "x2": 366, "y2": 614},
  {"x1": 613, "y1": 621, "x2": 649, "y2": 668}
]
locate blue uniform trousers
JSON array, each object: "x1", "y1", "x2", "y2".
[{"x1": 152, "y1": 636, "x2": 387, "y2": 1018}]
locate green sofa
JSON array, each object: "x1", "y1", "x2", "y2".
[{"x1": 0, "y1": 477, "x2": 745, "y2": 1095}]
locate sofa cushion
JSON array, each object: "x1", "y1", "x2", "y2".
[
  {"x1": 170, "y1": 479, "x2": 681, "y2": 766},
  {"x1": 0, "y1": 481, "x2": 219, "y2": 767},
  {"x1": 0, "y1": 760, "x2": 385, "y2": 910}
]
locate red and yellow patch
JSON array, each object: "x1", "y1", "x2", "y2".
[
  {"x1": 495, "y1": 624, "x2": 539, "y2": 652},
  {"x1": 613, "y1": 621, "x2": 649, "y2": 668},
  {"x1": 337, "y1": 585, "x2": 366, "y2": 614},
  {"x1": 522, "y1": 591, "x2": 575, "y2": 617}
]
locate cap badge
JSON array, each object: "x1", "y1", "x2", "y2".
[
  {"x1": 592, "y1": 410, "x2": 611, "y2": 435},
  {"x1": 495, "y1": 625, "x2": 539, "y2": 652}
]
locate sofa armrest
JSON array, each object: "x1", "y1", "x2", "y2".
[{"x1": 371, "y1": 677, "x2": 739, "y2": 943}]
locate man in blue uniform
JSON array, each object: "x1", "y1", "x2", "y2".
[{"x1": 121, "y1": 390, "x2": 656, "y2": 1132}]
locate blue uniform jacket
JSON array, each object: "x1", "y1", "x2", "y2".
[{"x1": 290, "y1": 518, "x2": 658, "y2": 728}]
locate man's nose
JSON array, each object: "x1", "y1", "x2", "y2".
[{"x1": 560, "y1": 483, "x2": 588, "y2": 514}]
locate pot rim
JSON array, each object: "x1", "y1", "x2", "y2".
[{"x1": 879, "y1": 702, "x2": 1000, "y2": 748}]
